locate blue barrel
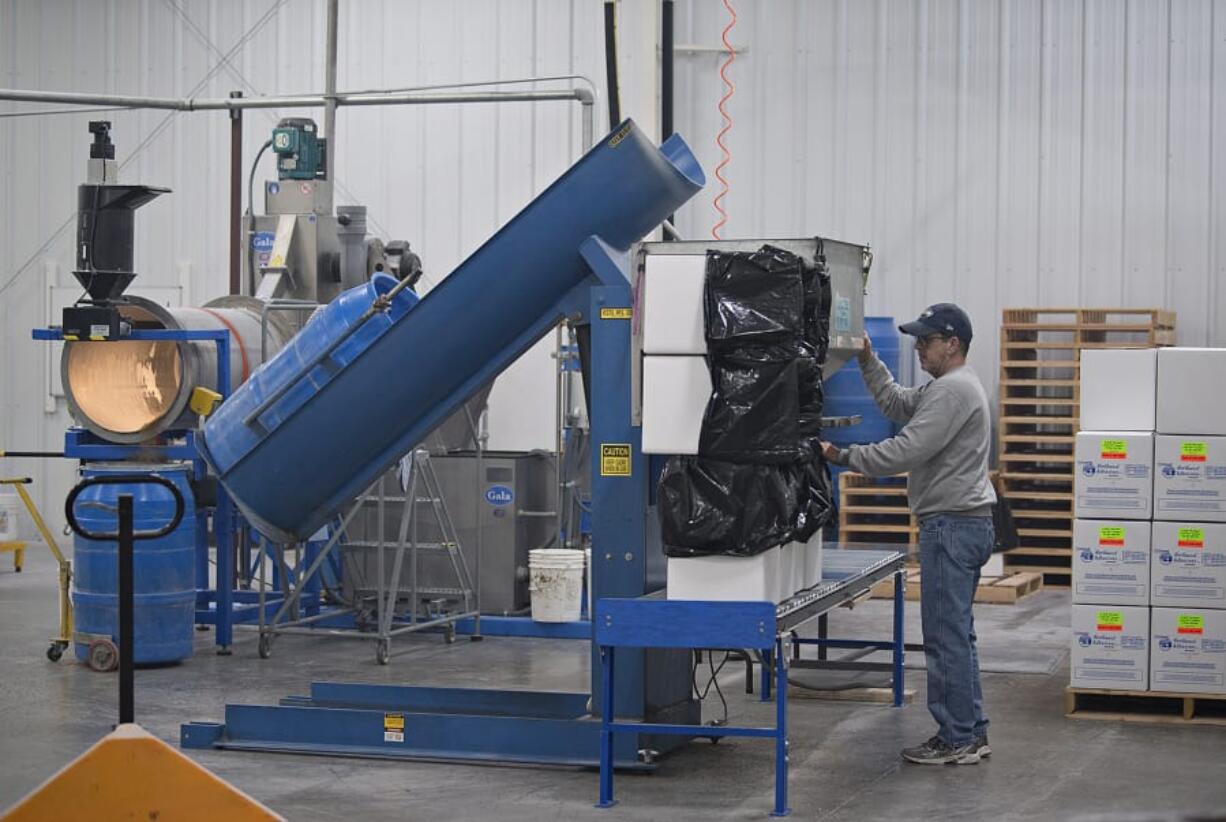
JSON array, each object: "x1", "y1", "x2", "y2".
[
  {"x1": 71, "y1": 463, "x2": 196, "y2": 665},
  {"x1": 825, "y1": 317, "x2": 902, "y2": 507},
  {"x1": 202, "y1": 119, "x2": 705, "y2": 542}
]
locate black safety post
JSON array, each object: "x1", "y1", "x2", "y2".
[{"x1": 117, "y1": 493, "x2": 135, "y2": 725}]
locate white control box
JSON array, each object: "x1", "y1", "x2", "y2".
[
  {"x1": 1153, "y1": 435, "x2": 1226, "y2": 523},
  {"x1": 1151, "y1": 521, "x2": 1226, "y2": 608},
  {"x1": 641, "y1": 254, "x2": 707, "y2": 354},
  {"x1": 1070, "y1": 604, "x2": 1150, "y2": 690},
  {"x1": 641, "y1": 356, "x2": 711, "y2": 455},
  {"x1": 1074, "y1": 432, "x2": 1154, "y2": 520},
  {"x1": 1072, "y1": 519, "x2": 1151, "y2": 606}
]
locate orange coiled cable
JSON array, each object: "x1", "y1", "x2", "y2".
[{"x1": 712, "y1": 0, "x2": 737, "y2": 240}]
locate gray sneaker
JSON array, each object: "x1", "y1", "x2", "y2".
[
  {"x1": 972, "y1": 734, "x2": 991, "y2": 758},
  {"x1": 901, "y1": 735, "x2": 980, "y2": 765}
]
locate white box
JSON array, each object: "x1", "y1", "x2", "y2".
[
  {"x1": 1150, "y1": 607, "x2": 1226, "y2": 694},
  {"x1": 1072, "y1": 519, "x2": 1151, "y2": 606},
  {"x1": 1153, "y1": 435, "x2": 1226, "y2": 523},
  {"x1": 982, "y1": 553, "x2": 1004, "y2": 577},
  {"x1": 667, "y1": 550, "x2": 780, "y2": 602},
  {"x1": 1157, "y1": 348, "x2": 1226, "y2": 436},
  {"x1": 1079, "y1": 349, "x2": 1157, "y2": 431},
  {"x1": 803, "y1": 531, "x2": 823, "y2": 589},
  {"x1": 780, "y1": 543, "x2": 801, "y2": 601},
  {"x1": 641, "y1": 254, "x2": 707, "y2": 354},
  {"x1": 1074, "y1": 432, "x2": 1155, "y2": 520},
  {"x1": 1151, "y1": 521, "x2": 1226, "y2": 608},
  {"x1": 642, "y1": 356, "x2": 711, "y2": 454},
  {"x1": 1070, "y1": 604, "x2": 1150, "y2": 690}
]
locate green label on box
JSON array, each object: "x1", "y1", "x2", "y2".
[
  {"x1": 1178, "y1": 527, "x2": 1205, "y2": 548},
  {"x1": 1181, "y1": 441, "x2": 1208, "y2": 462},
  {"x1": 1100, "y1": 439, "x2": 1128, "y2": 460},
  {"x1": 1098, "y1": 526, "x2": 1126, "y2": 546},
  {"x1": 1178, "y1": 614, "x2": 1204, "y2": 635},
  {"x1": 1096, "y1": 611, "x2": 1124, "y2": 631}
]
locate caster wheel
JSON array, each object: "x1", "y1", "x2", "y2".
[
  {"x1": 87, "y1": 638, "x2": 119, "y2": 672},
  {"x1": 375, "y1": 639, "x2": 390, "y2": 665},
  {"x1": 46, "y1": 643, "x2": 64, "y2": 662},
  {"x1": 258, "y1": 634, "x2": 272, "y2": 659}
]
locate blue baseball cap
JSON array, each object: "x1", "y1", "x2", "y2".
[{"x1": 899, "y1": 303, "x2": 973, "y2": 344}]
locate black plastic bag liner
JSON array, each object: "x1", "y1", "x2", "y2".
[
  {"x1": 660, "y1": 457, "x2": 804, "y2": 557},
  {"x1": 704, "y1": 247, "x2": 804, "y2": 347},
  {"x1": 699, "y1": 345, "x2": 801, "y2": 464},
  {"x1": 792, "y1": 454, "x2": 835, "y2": 542}
]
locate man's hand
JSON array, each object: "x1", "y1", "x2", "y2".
[
  {"x1": 820, "y1": 440, "x2": 844, "y2": 464},
  {"x1": 857, "y1": 333, "x2": 874, "y2": 363}
]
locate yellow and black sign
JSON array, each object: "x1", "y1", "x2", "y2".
[
  {"x1": 609, "y1": 122, "x2": 633, "y2": 147},
  {"x1": 599, "y1": 307, "x2": 632, "y2": 320},
  {"x1": 600, "y1": 443, "x2": 632, "y2": 477},
  {"x1": 383, "y1": 712, "x2": 405, "y2": 743}
]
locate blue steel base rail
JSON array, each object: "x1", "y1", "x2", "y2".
[{"x1": 594, "y1": 548, "x2": 906, "y2": 817}]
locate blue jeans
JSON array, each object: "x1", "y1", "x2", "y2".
[{"x1": 918, "y1": 513, "x2": 994, "y2": 746}]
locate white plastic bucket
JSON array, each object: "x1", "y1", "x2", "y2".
[
  {"x1": 529, "y1": 548, "x2": 586, "y2": 622},
  {"x1": 0, "y1": 492, "x2": 19, "y2": 542}
]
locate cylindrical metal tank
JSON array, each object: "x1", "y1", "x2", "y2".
[
  {"x1": 71, "y1": 462, "x2": 196, "y2": 664},
  {"x1": 202, "y1": 120, "x2": 705, "y2": 542},
  {"x1": 61, "y1": 295, "x2": 293, "y2": 443}
]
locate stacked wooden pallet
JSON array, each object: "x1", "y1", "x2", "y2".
[
  {"x1": 997, "y1": 308, "x2": 1176, "y2": 587},
  {"x1": 837, "y1": 472, "x2": 915, "y2": 547},
  {"x1": 870, "y1": 567, "x2": 1044, "y2": 604}
]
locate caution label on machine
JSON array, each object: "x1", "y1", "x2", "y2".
[
  {"x1": 600, "y1": 443, "x2": 632, "y2": 477},
  {"x1": 384, "y1": 712, "x2": 405, "y2": 743}
]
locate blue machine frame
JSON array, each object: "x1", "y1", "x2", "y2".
[
  {"x1": 595, "y1": 549, "x2": 906, "y2": 817},
  {"x1": 31, "y1": 327, "x2": 318, "y2": 652}
]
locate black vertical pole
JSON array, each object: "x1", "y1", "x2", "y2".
[
  {"x1": 662, "y1": 0, "x2": 676, "y2": 237},
  {"x1": 603, "y1": 1, "x2": 621, "y2": 126},
  {"x1": 118, "y1": 494, "x2": 135, "y2": 725}
]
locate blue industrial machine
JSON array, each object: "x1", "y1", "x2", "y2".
[{"x1": 180, "y1": 120, "x2": 907, "y2": 813}]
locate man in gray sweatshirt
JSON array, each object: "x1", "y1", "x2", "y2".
[{"x1": 823, "y1": 303, "x2": 996, "y2": 766}]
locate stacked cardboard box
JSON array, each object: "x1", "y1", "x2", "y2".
[{"x1": 1071, "y1": 348, "x2": 1226, "y2": 695}]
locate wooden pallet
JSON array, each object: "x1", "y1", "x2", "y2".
[
  {"x1": 871, "y1": 568, "x2": 1043, "y2": 604},
  {"x1": 996, "y1": 307, "x2": 1175, "y2": 587},
  {"x1": 1065, "y1": 687, "x2": 1226, "y2": 727},
  {"x1": 838, "y1": 472, "x2": 916, "y2": 546}
]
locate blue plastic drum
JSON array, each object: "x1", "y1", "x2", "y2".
[{"x1": 71, "y1": 463, "x2": 196, "y2": 665}]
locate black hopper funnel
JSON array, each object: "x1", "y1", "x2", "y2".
[{"x1": 73, "y1": 183, "x2": 169, "y2": 302}]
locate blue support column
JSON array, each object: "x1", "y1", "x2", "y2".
[
  {"x1": 761, "y1": 648, "x2": 772, "y2": 701},
  {"x1": 892, "y1": 568, "x2": 905, "y2": 707},
  {"x1": 772, "y1": 636, "x2": 790, "y2": 817},
  {"x1": 597, "y1": 646, "x2": 617, "y2": 809}
]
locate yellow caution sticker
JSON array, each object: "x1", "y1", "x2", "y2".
[
  {"x1": 1100, "y1": 439, "x2": 1128, "y2": 460},
  {"x1": 599, "y1": 307, "x2": 633, "y2": 320},
  {"x1": 383, "y1": 712, "x2": 405, "y2": 743},
  {"x1": 1177, "y1": 614, "x2": 1205, "y2": 635},
  {"x1": 1098, "y1": 526, "x2": 1125, "y2": 547},
  {"x1": 609, "y1": 122, "x2": 633, "y2": 147},
  {"x1": 1181, "y1": 441, "x2": 1208, "y2": 462},
  {"x1": 1096, "y1": 610, "x2": 1123, "y2": 632},
  {"x1": 600, "y1": 443, "x2": 632, "y2": 477},
  {"x1": 1178, "y1": 527, "x2": 1205, "y2": 548}
]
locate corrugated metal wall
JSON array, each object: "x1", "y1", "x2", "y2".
[
  {"x1": 673, "y1": 0, "x2": 1226, "y2": 391},
  {"x1": 2, "y1": 0, "x2": 1223, "y2": 529}
]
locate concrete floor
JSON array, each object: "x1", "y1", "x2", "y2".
[{"x1": 2, "y1": 545, "x2": 1225, "y2": 821}]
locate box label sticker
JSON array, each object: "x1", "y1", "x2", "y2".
[
  {"x1": 1100, "y1": 439, "x2": 1128, "y2": 460},
  {"x1": 1177, "y1": 527, "x2": 1205, "y2": 548},
  {"x1": 383, "y1": 712, "x2": 405, "y2": 743},
  {"x1": 834, "y1": 296, "x2": 852, "y2": 332},
  {"x1": 600, "y1": 443, "x2": 632, "y2": 477},
  {"x1": 1096, "y1": 610, "x2": 1124, "y2": 632},
  {"x1": 1180, "y1": 441, "x2": 1208, "y2": 463},
  {"x1": 1098, "y1": 526, "x2": 1126, "y2": 547},
  {"x1": 1177, "y1": 614, "x2": 1205, "y2": 635},
  {"x1": 599, "y1": 307, "x2": 632, "y2": 320}
]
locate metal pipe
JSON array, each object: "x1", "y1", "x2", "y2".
[
  {"x1": 229, "y1": 91, "x2": 243, "y2": 295},
  {"x1": 662, "y1": 1, "x2": 675, "y2": 236},
  {"x1": 323, "y1": 0, "x2": 339, "y2": 181},
  {"x1": 0, "y1": 88, "x2": 590, "y2": 111},
  {"x1": 603, "y1": 1, "x2": 620, "y2": 126}
]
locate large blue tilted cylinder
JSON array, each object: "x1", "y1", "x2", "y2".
[
  {"x1": 824, "y1": 317, "x2": 902, "y2": 499},
  {"x1": 201, "y1": 119, "x2": 705, "y2": 542},
  {"x1": 71, "y1": 463, "x2": 197, "y2": 664}
]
